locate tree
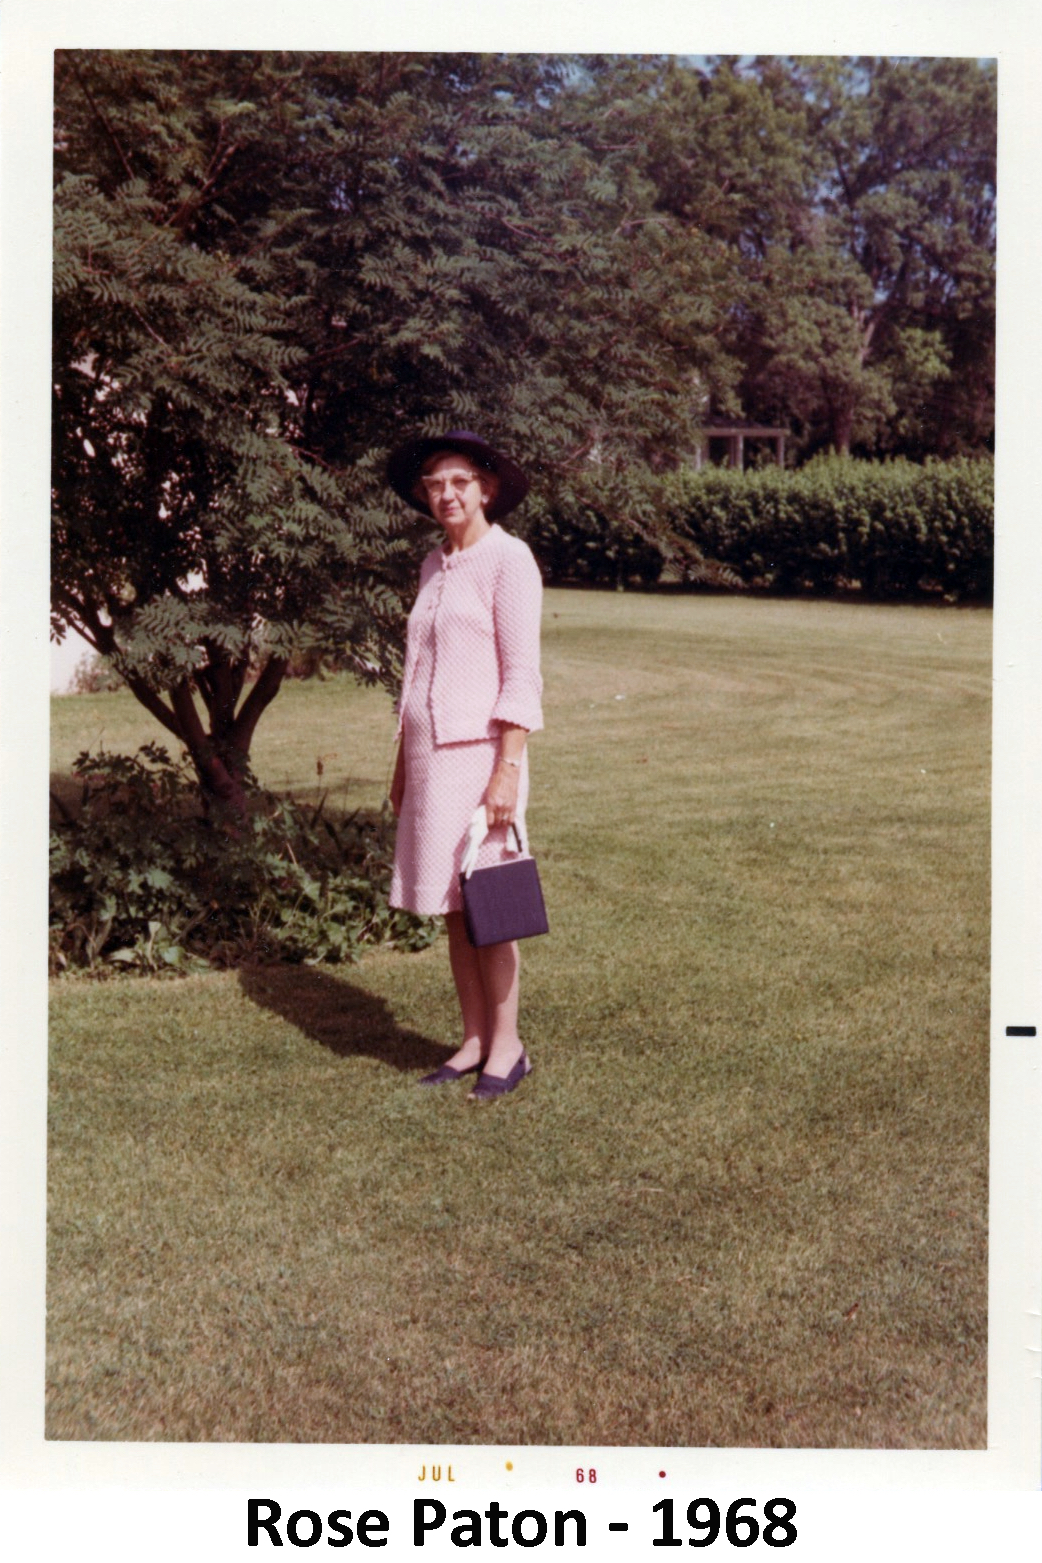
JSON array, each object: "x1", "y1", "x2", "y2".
[
  {"x1": 53, "y1": 51, "x2": 411, "y2": 810},
  {"x1": 741, "y1": 55, "x2": 996, "y2": 456},
  {"x1": 52, "y1": 51, "x2": 739, "y2": 807},
  {"x1": 586, "y1": 55, "x2": 996, "y2": 459},
  {"x1": 547, "y1": 55, "x2": 814, "y2": 426}
]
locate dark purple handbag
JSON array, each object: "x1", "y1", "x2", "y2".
[{"x1": 459, "y1": 816, "x2": 549, "y2": 949}]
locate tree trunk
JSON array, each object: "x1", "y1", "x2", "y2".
[
  {"x1": 56, "y1": 594, "x2": 292, "y2": 818},
  {"x1": 115, "y1": 654, "x2": 291, "y2": 820},
  {"x1": 179, "y1": 653, "x2": 289, "y2": 818},
  {"x1": 831, "y1": 405, "x2": 853, "y2": 456},
  {"x1": 190, "y1": 741, "x2": 252, "y2": 817}
]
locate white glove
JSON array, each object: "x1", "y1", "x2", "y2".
[{"x1": 460, "y1": 807, "x2": 526, "y2": 879}]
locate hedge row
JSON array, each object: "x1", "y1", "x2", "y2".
[
  {"x1": 525, "y1": 457, "x2": 994, "y2": 600},
  {"x1": 524, "y1": 484, "x2": 667, "y2": 590}
]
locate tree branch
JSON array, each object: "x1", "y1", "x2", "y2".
[
  {"x1": 164, "y1": 137, "x2": 243, "y2": 235},
  {"x1": 52, "y1": 585, "x2": 106, "y2": 654},
  {"x1": 122, "y1": 674, "x2": 187, "y2": 741},
  {"x1": 169, "y1": 681, "x2": 210, "y2": 754},
  {"x1": 55, "y1": 585, "x2": 189, "y2": 740},
  {"x1": 230, "y1": 655, "x2": 288, "y2": 753},
  {"x1": 65, "y1": 52, "x2": 136, "y2": 183}
]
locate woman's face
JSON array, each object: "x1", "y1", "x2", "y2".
[{"x1": 418, "y1": 452, "x2": 497, "y2": 530}]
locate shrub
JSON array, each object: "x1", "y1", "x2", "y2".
[
  {"x1": 523, "y1": 497, "x2": 665, "y2": 589},
  {"x1": 49, "y1": 744, "x2": 436, "y2": 975},
  {"x1": 521, "y1": 482, "x2": 742, "y2": 592},
  {"x1": 663, "y1": 455, "x2": 993, "y2": 600}
]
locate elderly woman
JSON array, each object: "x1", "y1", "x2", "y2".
[{"x1": 386, "y1": 430, "x2": 543, "y2": 1101}]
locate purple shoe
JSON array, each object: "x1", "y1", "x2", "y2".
[
  {"x1": 467, "y1": 1050, "x2": 532, "y2": 1102},
  {"x1": 418, "y1": 1061, "x2": 482, "y2": 1087}
]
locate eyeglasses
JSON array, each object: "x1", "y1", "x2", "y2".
[{"x1": 419, "y1": 472, "x2": 480, "y2": 498}]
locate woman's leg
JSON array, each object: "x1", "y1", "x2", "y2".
[
  {"x1": 443, "y1": 911, "x2": 490, "y2": 1070},
  {"x1": 476, "y1": 938, "x2": 524, "y2": 1078},
  {"x1": 443, "y1": 916, "x2": 526, "y2": 1078}
]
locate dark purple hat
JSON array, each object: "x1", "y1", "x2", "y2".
[{"x1": 385, "y1": 430, "x2": 529, "y2": 521}]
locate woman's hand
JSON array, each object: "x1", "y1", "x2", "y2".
[
  {"x1": 485, "y1": 724, "x2": 526, "y2": 829},
  {"x1": 484, "y1": 758, "x2": 520, "y2": 829}
]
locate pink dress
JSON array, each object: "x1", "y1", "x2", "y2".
[{"x1": 390, "y1": 525, "x2": 543, "y2": 917}]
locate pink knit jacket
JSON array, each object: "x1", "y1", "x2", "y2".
[{"x1": 396, "y1": 524, "x2": 544, "y2": 745}]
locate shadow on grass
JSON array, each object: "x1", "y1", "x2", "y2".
[{"x1": 238, "y1": 962, "x2": 447, "y2": 1074}]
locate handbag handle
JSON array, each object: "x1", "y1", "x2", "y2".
[{"x1": 460, "y1": 806, "x2": 526, "y2": 879}]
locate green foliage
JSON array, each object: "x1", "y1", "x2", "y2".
[
  {"x1": 665, "y1": 456, "x2": 993, "y2": 599},
  {"x1": 521, "y1": 472, "x2": 746, "y2": 591},
  {"x1": 524, "y1": 501, "x2": 665, "y2": 588},
  {"x1": 597, "y1": 55, "x2": 995, "y2": 459},
  {"x1": 51, "y1": 51, "x2": 742, "y2": 801},
  {"x1": 747, "y1": 56, "x2": 996, "y2": 457},
  {"x1": 49, "y1": 744, "x2": 435, "y2": 975},
  {"x1": 52, "y1": 50, "x2": 995, "y2": 805}
]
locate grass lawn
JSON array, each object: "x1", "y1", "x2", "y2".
[{"x1": 47, "y1": 589, "x2": 991, "y2": 1447}]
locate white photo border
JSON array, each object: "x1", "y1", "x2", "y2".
[{"x1": 3, "y1": 0, "x2": 1039, "y2": 1553}]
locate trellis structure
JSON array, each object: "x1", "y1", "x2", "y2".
[{"x1": 696, "y1": 421, "x2": 788, "y2": 470}]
